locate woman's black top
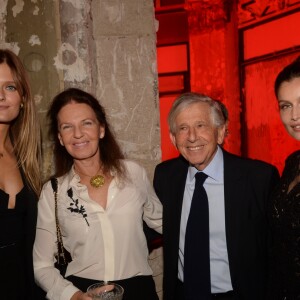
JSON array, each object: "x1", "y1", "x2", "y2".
[
  {"x1": 269, "y1": 150, "x2": 300, "y2": 300},
  {"x1": 0, "y1": 183, "x2": 37, "y2": 300}
]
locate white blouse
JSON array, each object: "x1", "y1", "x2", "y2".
[{"x1": 33, "y1": 160, "x2": 162, "y2": 300}]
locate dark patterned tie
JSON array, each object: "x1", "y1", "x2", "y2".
[{"x1": 184, "y1": 172, "x2": 210, "y2": 300}]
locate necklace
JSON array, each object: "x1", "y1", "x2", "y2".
[
  {"x1": 90, "y1": 174, "x2": 105, "y2": 188},
  {"x1": 76, "y1": 166, "x2": 105, "y2": 188}
]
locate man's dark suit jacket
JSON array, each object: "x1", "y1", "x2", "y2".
[{"x1": 153, "y1": 149, "x2": 280, "y2": 300}]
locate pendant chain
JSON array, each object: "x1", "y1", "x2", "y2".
[{"x1": 75, "y1": 165, "x2": 105, "y2": 188}]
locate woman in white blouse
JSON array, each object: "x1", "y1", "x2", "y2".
[{"x1": 33, "y1": 88, "x2": 162, "y2": 300}]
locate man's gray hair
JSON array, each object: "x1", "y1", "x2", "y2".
[{"x1": 168, "y1": 92, "x2": 226, "y2": 134}]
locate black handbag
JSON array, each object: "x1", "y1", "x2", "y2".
[
  {"x1": 51, "y1": 177, "x2": 72, "y2": 276},
  {"x1": 35, "y1": 178, "x2": 72, "y2": 299}
]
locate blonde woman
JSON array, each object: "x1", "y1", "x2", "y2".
[{"x1": 0, "y1": 49, "x2": 42, "y2": 300}]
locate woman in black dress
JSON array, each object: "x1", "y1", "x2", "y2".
[
  {"x1": 269, "y1": 56, "x2": 300, "y2": 299},
  {"x1": 0, "y1": 49, "x2": 41, "y2": 300}
]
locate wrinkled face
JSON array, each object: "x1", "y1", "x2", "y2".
[
  {"x1": 57, "y1": 102, "x2": 105, "y2": 161},
  {"x1": 170, "y1": 102, "x2": 225, "y2": 170},
  {"x1": 277, "y1": 77, "x2": 300, "y2": 141},
  {"x1": 0, "y1": 63, "x2": 22, "y2": 124}
]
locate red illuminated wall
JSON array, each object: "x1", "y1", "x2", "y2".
[
  {"x1": 243, "y1": 11, "x2": 300, "y2": 60},
  {"x1": 241, "y1": 8, "x2": 300, "y2": 173},
  {"x1": 159, "y1": 95, "x2": 179, "y2": 161},
  {"x1": 156, "y1": 12, "x2": 189, "y2": 161}
]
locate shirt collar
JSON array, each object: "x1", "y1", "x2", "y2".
[{"x1": 187, "y1": 146, "x2": 224, "y2": 183}]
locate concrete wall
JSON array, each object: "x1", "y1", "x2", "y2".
[{"x1": 0, "y1": 0, "x2": 161, "y2": 181}]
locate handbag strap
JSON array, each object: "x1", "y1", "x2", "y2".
[{"x1": 50, "y1": 177, "x2": 68, "y2": 265}]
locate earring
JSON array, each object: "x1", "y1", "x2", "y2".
[{"x1": 20, "y1": 103, "x2": 24, "y2": 108}]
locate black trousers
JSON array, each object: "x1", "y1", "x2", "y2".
[
  {"x1": 67, "y1": 275, "x2": 159, "y2": 300},
  {"x1": 174, "y1": 279, "x2": 235, "y2": 300}
]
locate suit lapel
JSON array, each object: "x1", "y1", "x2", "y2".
[
  {"x1": 169, "y1": 157, "x2": 189, "y2": 249},
  {"x1": 223, "y1": 150, "x2": 245, "y2": 281}
]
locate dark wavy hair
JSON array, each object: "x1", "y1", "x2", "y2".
[
  {"x1": 48, "y1": 88, "x2": 125, "y2": 178},
  {"x1": 274, "y1": 56, "x2": 300, "y2": 98}
]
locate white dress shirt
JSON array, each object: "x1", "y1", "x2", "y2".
[
  {"x1": 178, "y1": 146, "x2": 233, "y2": 293},
  {"x1": 33, "y1": 160, "x2": 162, "y2": 300}
]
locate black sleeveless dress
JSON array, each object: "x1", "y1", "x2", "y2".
[
  {"x1": 0, "y1": 184, "x2": 38, "y2": 300},
  {"x1": 268, "y1": 150, "x2": 300, "y2": 300}
]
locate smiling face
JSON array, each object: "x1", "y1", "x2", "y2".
[
  {"x1": 0, "y1": 63, "x2": 22, "y2": 124},
  {"x1": 57, "y1": 102, "x2": 105, "y2": 161},
  {"x1": 277, "y1": 77, "x2": 300, "y2": 141},
  {"x1": 170, "y1": 102, "x2": 225, "y2": 170}
]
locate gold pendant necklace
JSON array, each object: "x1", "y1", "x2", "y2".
[
  {"x1": 90, "y1": 174, "x2": 105, "y2": 188},
  {"x1": 75, "y1": 165, "x2": 105, "y2": 188}
]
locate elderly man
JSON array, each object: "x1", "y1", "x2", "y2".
[{"x1": 154, "y1": 92, "x2": 279, "y2": 300}]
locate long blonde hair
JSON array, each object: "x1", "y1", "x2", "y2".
[{"x1": 0, "y1": 49, "x2": 42, "y2": 195}]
